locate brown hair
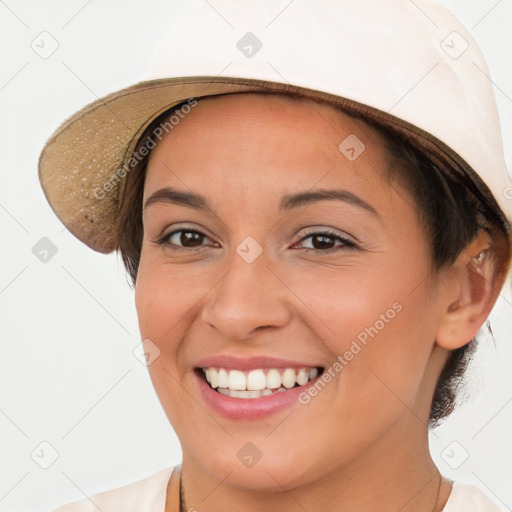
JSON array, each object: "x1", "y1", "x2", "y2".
[{"x1": 115, "y1": 93, "x2": 511, "y2": 427}]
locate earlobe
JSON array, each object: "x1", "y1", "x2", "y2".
[{"x1": 436, "y1": 230, "x2": 501, "y2": 350}]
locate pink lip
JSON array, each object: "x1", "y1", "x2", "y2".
[
  {"x1": 194, "y1": 368, "x2": 323, "y2": 421},
  {"x1": 195, "y1": 355, "x2": 321, "y2": 371}
]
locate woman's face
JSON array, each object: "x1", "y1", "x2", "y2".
[{"x1": 135, "y1": 93, "x2": 450, "y2": 489}]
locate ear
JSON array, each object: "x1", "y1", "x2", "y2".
[{"x1": 435, "y1": 230, "x2": 504, "y2": 350}]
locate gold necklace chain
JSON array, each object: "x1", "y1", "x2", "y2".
[{"x1": 179, "y1": 471, "x2": 185, "y2": 512}]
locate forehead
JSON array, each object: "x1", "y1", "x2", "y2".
[{"x1": 143, "y1": 93, "x2": 391, "y2": 200}]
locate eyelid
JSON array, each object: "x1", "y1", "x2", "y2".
[
  {"x1": 153, "y1": 226, "x2": 218, "y2": 250},
  {"x1": 158, "y1": 222, "x2": 215, "y2": 240},
  {"x1": 292, "y1": 228, "x2": 357, "y2": 252},
  {"x1": 296, "y1": 226, "x2": 357, "y2": 244}
]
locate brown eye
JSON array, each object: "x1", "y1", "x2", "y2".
[
  {"x1": 158, "y1": 229, "x2": 212, "y2": 249},
  {"x1": 294, "y1": 230, "x2": 357, "y2": 253},
  {"x1": 309, "y1": 234, "x2": 337, "y2": 250},
  {"x1": 178, "y1": 231, "x2": 204, "y2": 247}
]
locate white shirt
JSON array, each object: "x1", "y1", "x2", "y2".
[{"x1": 50, "y1": 466, "x2": 504, "y2": 512}]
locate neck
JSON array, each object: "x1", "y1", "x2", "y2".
[{"x1": 173, "y1": 416, "x2": 451, "y2": 512}]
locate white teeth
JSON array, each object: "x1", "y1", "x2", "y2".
[
  {"x1": 266, "y1": 369, "x2": 281, "y2": 389},
  {"x1": 217, "y1": 368, "x2": 229, "y2": 388},
  {"x1": 228, "y1": 370, "x2": 246, "y2": 390},
  {"x1": 209, "y1": 368, "x2": 218, "y2": 388},
  {"x1": 217, "y1": 386, "x2": 289, "y2": 399},
  {"x1": 247, "y1": 369, "x2": 266, "y2": 390},
  {"x1": 281, "y1": 368, "x2": 296, "y2": 389},
  {"x1": 297, "y1": 368, "x2": 309, "y2": 385},
  {"x1": 202, "y1": 366, "x2": 322, "y2": 398}
]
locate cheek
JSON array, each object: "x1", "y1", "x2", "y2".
[
  {"x1": 134, "y1": 254, "x2": 191, "y2": 382},
  {"x1": 134, "y1": 257, "x2": 199, "y2": 425},
  {"x1": 286, "y1": 255, "x2": 438, "y2": 410},
  {"x1": 135, "y1": 251, "x2": 203, "y2": 343}
]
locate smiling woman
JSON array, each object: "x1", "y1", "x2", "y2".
[
  {"x1": 38, "y1": 1, "x2": 512, "y2": 511},
  {"x1": 118, "y1": 93, "x2": 510, "y2": 433}
]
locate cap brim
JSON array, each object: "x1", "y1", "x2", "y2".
[{"x1": 38, "y1": 76, "x2": 511, "y2": 253}]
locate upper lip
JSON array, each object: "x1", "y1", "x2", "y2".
[{"x1": 195, "y1": 355, "x2": 323, "y2": 371}]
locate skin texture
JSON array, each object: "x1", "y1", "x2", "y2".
[{"x1": 134, "y1": 93, "x2": 497, "y2": 512}]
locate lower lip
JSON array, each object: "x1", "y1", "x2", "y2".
[{"x1": 195, "y1": 371, "x2": 318, "y2": 420}]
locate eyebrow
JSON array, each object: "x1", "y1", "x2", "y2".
[{"x1": 143, "y1": 186, "x2": 379, "y2": 217}]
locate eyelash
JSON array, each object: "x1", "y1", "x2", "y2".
[{"x1": 155, "y1": 228, "x2": 357, "y2": 254}]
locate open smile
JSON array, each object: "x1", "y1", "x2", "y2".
[{"x1": 199, "y1": 366, "x2": 324, "y2": 399}]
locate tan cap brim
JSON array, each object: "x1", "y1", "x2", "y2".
[{"x1": 38, "y1": 76, "x2": 511, "y2": 254}]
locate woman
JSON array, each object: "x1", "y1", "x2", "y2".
[{"x1": 40, "y1": 0, "x2": 511, "y2": 511}]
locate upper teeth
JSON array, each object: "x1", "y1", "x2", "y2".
[{"x1": 203, "y1": 367, "x2": 319, "y2": 391}]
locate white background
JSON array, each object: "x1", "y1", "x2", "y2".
[{"x1": 0, "y1": 1, "x2": 511, "y2": 511}]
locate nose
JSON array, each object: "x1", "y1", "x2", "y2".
[{"x1": 200, "y1": 253, "x2": 292, "y2": 340}]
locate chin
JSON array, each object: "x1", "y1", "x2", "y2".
[{"x1": 184, "y1": 439, "x2": 322, "y2": 492}]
